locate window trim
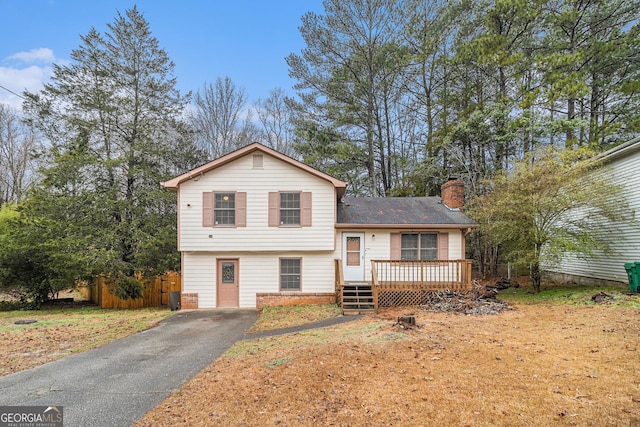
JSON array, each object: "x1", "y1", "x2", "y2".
[
  {"x1": 268, "y1": 191, "x2": 312, "y2": 227},
  {"x1": 214, "y1": 192, "x2": 236, "y2": 227},
  {"x1": 279, "y1": 257, "x2": 302, "y2": 291},
  {"x1": 389, "y1": 234, "x2": 450, "y2": 261},
  {"x1": 400, "y1": 232, "x2": 439, "y2": 261},
  {"x1": 202, "y1": 191, "x2": 246, "y2": 228},
  {"x1": 279, "y1": 191, "x2": 301, "y2": 226}
]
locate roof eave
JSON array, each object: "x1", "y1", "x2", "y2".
[
  {"x1": 335, "y1": 223, "x2": 478, "y2": 229},
  {"x1": 161, "y1": 143, "x2": 348, "y2": 191},
  {"x1": 595, "y1": 136, "x2": 640, "y2": 163}
]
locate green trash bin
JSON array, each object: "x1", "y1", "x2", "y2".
[
  {"x1": 634, "y1": 262, "x2": 640, "y2": 293},
  {"x1": 625, "y1": 262, "x2": 640, "y2": 293}
]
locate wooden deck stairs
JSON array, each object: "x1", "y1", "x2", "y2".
[{"x1": 342, "y1": 282, "x2": 375, "y2": 314}]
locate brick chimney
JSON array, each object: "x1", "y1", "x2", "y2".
[{"x1": 441, "y1": 177, "x2": 465, "y2": 211}]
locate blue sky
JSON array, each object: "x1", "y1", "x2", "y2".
[{"x1": 0, "y1": 0, "x2": 324, "y2": 109}]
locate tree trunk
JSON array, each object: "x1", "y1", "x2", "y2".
[{"x1": 531, "y1": 262, "x2": 541, "y2": 293}]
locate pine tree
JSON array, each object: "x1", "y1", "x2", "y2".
[{"x1": 21, "y1": 7, "x2": 203, "y2": 296}]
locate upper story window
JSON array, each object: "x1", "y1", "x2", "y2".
[
  {"x1": 268, "y1": 192, "x2": 312, "y2": 227},
  {"x1": 401, "y1": 233, "x2": 438, "y2": 260},
  {"x1": 279, "y1": 192, "x2": 300, "y2": 225},
  {"x1": 214, "y1": 192, "x2": 235, "y2": 226},
  {"x1": 202, "y1": 191, "x2": 246, "y2": 227}
]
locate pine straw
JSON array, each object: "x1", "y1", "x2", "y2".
[{"x1": 135, "y1": 304, "x2": 640, "y2": 426}]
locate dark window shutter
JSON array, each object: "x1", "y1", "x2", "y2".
[
  {"x1": 438, "y1": 232, "x2": 449, "y2": 260},
  {"x1": 390, "y1": 233, "x2": 401, "y2": 260},
  {"x1": 202, "y1": 192, "x2": 213, "y2": 227},
  {"x1": 236, "y1": 192, "x2": 247, "y2": 227},
  {"x1": 301, "y1": 192, "x2": 312, "y2": 227},
  {"x1": 268, "y1": 192, "x2": 279, "y2": 227}
]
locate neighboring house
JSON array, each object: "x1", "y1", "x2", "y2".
[
  {"x1": 547, "y1": 137, "x2": 640, "y2": 286},
  {"x1": 161, "y1": 143, "x2": 477, "y2": 309}
]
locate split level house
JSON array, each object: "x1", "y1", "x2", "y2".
[{"x1": 161, "y1": 143, "x2": 478, "y2": 312}]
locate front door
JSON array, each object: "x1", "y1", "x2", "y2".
[
  {"x1": 342, "y1": 232, "x2": 365, "y2": 282},
  {"x1": 217, "y1": 259, "x2": 239, "y2": 307}
]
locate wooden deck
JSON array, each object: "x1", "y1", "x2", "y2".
[{"x1": 335, "y1": 259, "x2": 473, "y2": 312}]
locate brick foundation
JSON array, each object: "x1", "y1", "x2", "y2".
[
  {"x1": 180, "y1": 293, "x2": 199, "y2": 309},
  {"x1": 256, "y1": 292, "x2": 336, "y2": 308}
]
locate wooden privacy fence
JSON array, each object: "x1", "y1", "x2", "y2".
[{"x1": 81, "y1": 273, "x2": 182, "y2": 309}]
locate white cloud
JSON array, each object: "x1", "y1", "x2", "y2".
[
  {"x1": 1, "y1": 49, "x2": 56, "y2": 110},
  {"x1": 8, "y1": 48, "x2": 56, "y2": 64},
  {"x1": 0, "y1": 65, "x2": 54, "y2": 110}
]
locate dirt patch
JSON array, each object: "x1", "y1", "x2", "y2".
[{"x1": 135, "y1": 304, "x2": 640, "y2": 426}]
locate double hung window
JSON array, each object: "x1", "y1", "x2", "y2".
[
  {"x1": 400, "y1": 233, "x2": 438, "y2": 260},
  {"x1": 279, "y1": 192, "x2": 300, "y2": 225},
  {"x1": 280, "y1": 258, "x2": 301, "y2": 290},
  {"x1": 214, "y1": 192, "x2": 235, "y2": 226}
]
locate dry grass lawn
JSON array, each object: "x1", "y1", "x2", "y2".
[
  {"x1": 247, "y1": 304, "x2": 343, "y2": 333},
  {"x1": 0, "y1": 302, "x2": 173, "y2": 376},
  {"x1": 136, "y1": 289, "x2": 640, "y2": 427}
]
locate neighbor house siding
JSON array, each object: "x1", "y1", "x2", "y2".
[
  {"x1": 334, "y1": 229, "x2": 464, "y2": 281},
  {"x1": 177, "y1": 153, "x2": 337, "y2": 252},
  {"x1": 548, "y1": 144, "x2": 640, "y2": 284},
  {"x1": 182, "y1": 251, "x2": 336, "y2": 308}
]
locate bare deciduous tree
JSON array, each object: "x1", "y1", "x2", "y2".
[
  {"x1": 190, "y1": 77, "x2": 248, "y2": 158},
  {"x1": 0, "y1": 104, "x2": 41, "y2": 204},
  {"x1": 254, "y1": 87, "x2": 296, "y2": 156}
]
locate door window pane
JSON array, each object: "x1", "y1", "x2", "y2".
[
  {"x1": 346, "y1": 237, "x2": 361, "y2": 266},
  {"x1": 221, "y1": 262, "x2": 235, "y2": 283}
]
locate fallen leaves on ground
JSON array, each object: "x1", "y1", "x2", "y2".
[{"x1": 136, "y1": 304, "x2": 640, "y2": 427}]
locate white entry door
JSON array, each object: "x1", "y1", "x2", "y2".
[{"x1": 342, "y1": 232, "x2": 365, "y2": 282}]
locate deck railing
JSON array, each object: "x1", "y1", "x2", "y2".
[
  {"x1": 334, "y1": 259, "x2": 473, "y2": 310},
  {"x1": 334, "y1": 259, "x2": 344, "y2": 304},
  {"x1": 371, "y1": 259, "x2": 472, "y2": 291}
]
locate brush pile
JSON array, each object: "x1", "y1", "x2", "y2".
[{"x1": 419, "y1": 282, "x2": 512, "y2": 315}]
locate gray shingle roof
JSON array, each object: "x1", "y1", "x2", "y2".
[{"x1": 337, "y1": 197, "x2": 477, "y2": 227}]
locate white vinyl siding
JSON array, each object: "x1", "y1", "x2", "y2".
[
  {"x1": 178, "y1": 153, "x2": 336, "y2": 251},
  {"x1": 548, "y1": 146, "x2": 640, "y2": 284},
  {"x1": 182, "y1": 252, "x2": 218, "y2": 308},
  {"x1": 334, "y1": 229, "x2": 464, "y2": 282},
  {"x1": 182, "y1": 252, "x2": 335, "y2": 308}
]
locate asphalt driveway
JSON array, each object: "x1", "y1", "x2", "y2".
[{"x1": 0, "y1": 309, "x2": 258, "y2": 427}]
